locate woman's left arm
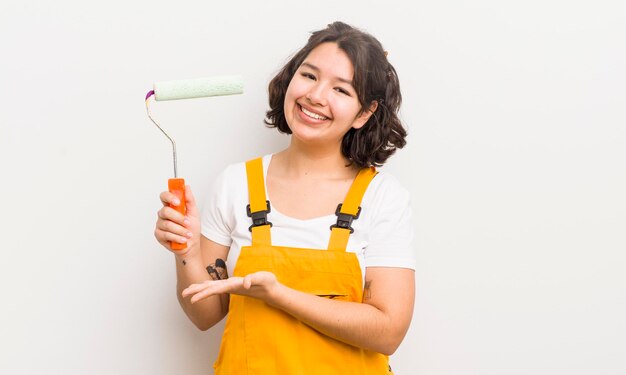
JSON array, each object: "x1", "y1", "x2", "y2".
[
  {"x1": 182, "y1": 266, "x2": 415, "y2": 355},
  {"x1": 272, "y1": 266, "x2": 415, "y2": 355}
]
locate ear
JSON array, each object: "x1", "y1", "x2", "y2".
[{"x1": 352, "y1": 101, "x2": 379, "y2": 130}]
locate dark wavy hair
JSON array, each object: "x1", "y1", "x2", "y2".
[{"x1": 264, "y1": 21, "x2": 407, "y2": 168}]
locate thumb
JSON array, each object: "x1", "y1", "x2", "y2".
[
  {"x1": 184, "y1": 185, "x2": 200, "y2": 218},
  {"x1": 243, "y1": 274, "x2": 253, "y2": 290}
]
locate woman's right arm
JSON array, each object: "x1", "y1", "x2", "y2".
[{"x1": 155, "y1": 186, "x2": 230, "y2": 331}]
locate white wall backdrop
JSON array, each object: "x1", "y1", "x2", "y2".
[{"x1": 1, "y1": 0, "x2": 624, "y2": 374}]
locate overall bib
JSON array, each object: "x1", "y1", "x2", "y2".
[{"x1": 214, "y1": 157, "x2": 393, "y2": 374}]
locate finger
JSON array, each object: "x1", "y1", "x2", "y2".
[
  {"x1": 155, "y1": 228, "x2": 189, "y2": 246},
  {"x1": 156, "y1": 215, "x2": 191, "y2": 236},
  {"x1": 189, "y1": 277, "x2": 245, "y2": 302},
  {"x1": 244, "y1": 271, "x2": 276, "y2": 290},
  {"x1": 188, "y1": 280, "x2": 233, "y2": 303},
  {"x1": 159, "y1": 191, "x2": 182, "y2": 207},
  {"x1": 182, "y1": 281, "x2": 211, "y2": 297},
  {"x1": 158, "y1": 206, "x2": 186, "y2": 225},
  {"x1": 190, "y1": 288, "x2": 217, "y2": 304},
  {"x1": 155, "y1": 221, "x2": 192, "y2": 248},
  {"x1": 243, "y1": 274, "x2": 254, "y2": 289}
]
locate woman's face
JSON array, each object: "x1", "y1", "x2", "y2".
[{"x1": 283, "y1": 42, "x2": 374, "y2": 148}]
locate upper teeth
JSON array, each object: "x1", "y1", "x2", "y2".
[{"x1": 301, "y1": 106, "x2": 327, "y2": 120}]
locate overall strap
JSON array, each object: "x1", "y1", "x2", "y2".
[
  {"x1": 245, "y1": 158, "x2": 272, "y2": 246},
  {"x1": 327, "y1": 167, "x2": 377, "y2": 252}
]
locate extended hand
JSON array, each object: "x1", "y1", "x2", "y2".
[{"x1": 182, "y1": 271, "x2": 280, "y2": 304}]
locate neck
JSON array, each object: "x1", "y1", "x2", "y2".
[{"x1": 273, "y1": 138, "x2": 356, "y2": 179}]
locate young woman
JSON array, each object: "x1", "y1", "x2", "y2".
[{"x1": 154, "y1": 22, "x2": 415, "y2": 374}]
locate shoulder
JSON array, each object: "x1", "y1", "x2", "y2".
[
  {"x1": 216, "y1": 159, "x2": 246, "y2": 185},
  {"x1": 363, "y1": 170, "x2": 411, "y2": 209},
  {"x1": 359, "y1": 170, "x2": 413, "y2": 234},
  {"x1": 203, "y1": 160, "x2": 248, "y2": 210},
  {"x1": 359, "y1": 170, "x2": 416, "y2": 270},
  {"x1": 216, "y1": 154, "x2": 271, "y2": 184}
]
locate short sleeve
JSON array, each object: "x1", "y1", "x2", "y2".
[
  {"x1": 363, "y1": 174, "x2": 416, "y2": 270},
  {"x1": 201, "y1": 166, "x2": 235, "y2": 247}
]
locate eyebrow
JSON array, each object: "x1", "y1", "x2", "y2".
[{"x1": 300, "y1": 62, "x2": 353, "y2": 85}]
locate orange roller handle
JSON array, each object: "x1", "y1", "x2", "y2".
[{"x1": 168, "y1": 178, "x2": 187, "y2": 251}]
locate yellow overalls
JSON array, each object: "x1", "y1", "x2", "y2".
[{"x1": 214, "y1": 157, "x2": 393, "y2": 374}]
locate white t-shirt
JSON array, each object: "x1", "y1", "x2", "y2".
[{"x1": 201, "y1": 154, "x2": 416, "y2": 280}]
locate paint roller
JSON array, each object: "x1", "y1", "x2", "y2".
[{"x1": 145, "y1": 75, "x2": 244, "y2": 250}]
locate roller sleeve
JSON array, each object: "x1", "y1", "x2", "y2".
[{"x1": 154, "y1": 75, "x2": 244, "y2": 101}]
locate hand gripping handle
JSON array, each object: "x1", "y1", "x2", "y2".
[{"x1": 168, "y1": 178, "x2": 187, "y2": 251}]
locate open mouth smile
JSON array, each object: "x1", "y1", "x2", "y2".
[{"x1": 299, "y1": 104, "x2": 329, "y2": 121}]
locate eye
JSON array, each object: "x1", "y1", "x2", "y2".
[
  {"x1": 335, "y1": 87, "x2": 351, "y2": 96},
  {"x1": 301, "y1": 72, "x2": 316, "y2": 80}
]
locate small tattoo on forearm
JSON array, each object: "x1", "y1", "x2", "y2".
[
  {"x1": 363, "y1": 280, "x2": 372, "y2": 300},
  {"x1": 206, "y1": 265, "x2": 219, "y2": 280},
  {"x1": 215, "y1": 258, "x2": 228, "y2": 280},
  {"x1": 206, "y1": 258, "x2": 228, "y2": 280}
]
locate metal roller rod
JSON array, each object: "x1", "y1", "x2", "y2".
[{"x1": 145, "y1": 92, "x2": 178, "y2": 178}]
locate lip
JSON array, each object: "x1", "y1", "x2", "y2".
[{"x1": 297, "y1": 103, "x2": 330, "y2": 122}]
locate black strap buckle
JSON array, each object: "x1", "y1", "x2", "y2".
[
  {"x1": 329, "y1": 203, "x2": 361, "y2": 234},
  {"x1": 247, "y1": 200, "x2": 272, "y2": 232}
]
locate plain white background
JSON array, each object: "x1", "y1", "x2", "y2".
[{"x1": 1, "y1": 0, "x2": 625, "y2": 374}]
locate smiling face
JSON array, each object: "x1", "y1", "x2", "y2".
[{"x1": 283, "y1": 42, "x2": 376, "y2": 150}]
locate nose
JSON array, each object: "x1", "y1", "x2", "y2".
[{"x1": 306, "y1": 83, "x2": 327, "y2": 106}]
